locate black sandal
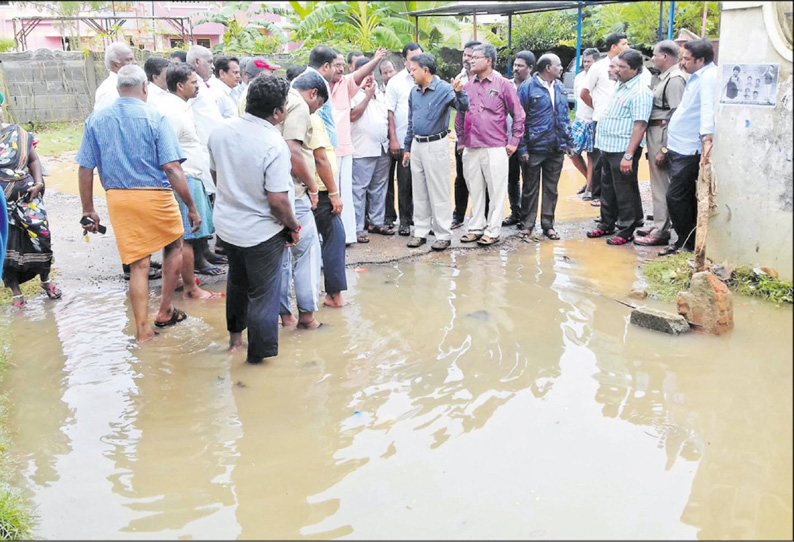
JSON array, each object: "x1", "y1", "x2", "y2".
[
  {"x1": 154, "y1": 308, "x2": 188, "y2": 328},
  {"x1": 543, "y1": 229, "x2": 560, "y2": 240},
  {"x1": 357, "y1": 234, "x2": 370, "y2": 244},
  {"x1": 368, "y1": 224, "x2": 395, "y2": 236}
]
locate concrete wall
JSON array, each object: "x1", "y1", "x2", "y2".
[
  {"x1": 0, "y1": 49, "x2": 107, "y2": 124},
  {"x1": 709, "y1": 2, "x2": 793, "y2": 279}
]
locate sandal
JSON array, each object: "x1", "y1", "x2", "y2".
[
  {"x1": 357, "y1": 234, "x2": 370, "y2": 244},
  {"x1": 590, "y1": 200, "x2": 601, "y2": 207},
  {"x1": 543, "y1": 229, "x2": 560, "y2": 240},
  {"x1": 11, "y1": 294, "x2": 25, "y2": 308},
  {"x1": 606, "y1": 235, "x2": 634, "y2": 246},
  {"x1": 194, "y1": 265, "x2": 225, "y2": 276},
  {"x1": 154, "y1": 307, "x2": 188, "y2": 328},
  {"x1": 41, "y1": 281, "x2": 62, "y2": 300},
  {"x1": 460, "y1": 233, "x2": 482, "y2": 243},
  {"x1": 477, "y1": 235, "x2": 499, "y2": 246},
  {"x1": 586, "y1": 227, "x2": 615, "y2": 238},
  {"x1": 368, "y1": 225, "x2": 395, "y2": 236}
]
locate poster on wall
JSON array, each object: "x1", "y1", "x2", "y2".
[{"x1": 719, "y1": 63, "x2": 779, "y2": 107}]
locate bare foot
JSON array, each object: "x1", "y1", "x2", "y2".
[
  {"x1": 297, "y1": 318, "x2": 322, "y2": 330},
  {"x1": 138, "y1": 328, "x2": 156, "y2": 342},
  {"x1": 323, "y1": 293, "x2": 347, "y2": 308},
  {"x1": 281, "y1": 314, "x2": 298, "y2": 328},
  {"x1": 229, "y1": 332, "x2": 246, "y2": 352},
  {"x1": 185, "y1": 287, "x2": 221, "y2": 300},
  {"x1": 11, "y1": 295, "x2": 26, "y2": 308}
]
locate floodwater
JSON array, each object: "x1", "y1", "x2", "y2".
[{"x1": 3, "y1": 238, "x2": 791, "y2": 540}]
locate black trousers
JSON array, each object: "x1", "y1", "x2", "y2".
[
  {"x1": 384, "y1": 156, "x2": 397, "y2": 224},
  {"x1": 506, "y1": 152, "x2": 522, "y2": 218},
  {"x1": 313, "y1": 191, "x2": 348, "y2": 294},
  {"x1": 395, "y1": 150, "x2": 413, "y2": 227},
  {"x1": 519, "y1": 152, "x2": 565, "y2": 231},
  {"x1": 225, "y1": 233, "x2": 286, "y2": 361},
  {"x1": 453, "y1": 149, "x2": 489, "y2": 223},
  {"x1": 590, "y1": 122, "x2": 602, "y2": 198},
  {"x1": 598, "y1": 151, "x2": 644, "y2": 239},
  {"x1": 666, "y1": 150, "x2": 700, "y2": 250}
]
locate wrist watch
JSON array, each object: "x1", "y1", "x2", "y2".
[
  {"x1": 623, "y1": 153, "x2": 633, "y2": 161},
  {"x1": 661, "y1": 147, "x2": 668, "y2": 154}
]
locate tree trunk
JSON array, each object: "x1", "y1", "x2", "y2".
[{"x1": 694, "y1": 157, "x2": 712, "y2": 272}]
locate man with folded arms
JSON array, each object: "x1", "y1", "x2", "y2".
[
  {"x1": 77, "y1": 65, "x2": 201, "y2": 342},
  {"x1": 402, "y1": 53, "x2": 469, "y2": 251}
]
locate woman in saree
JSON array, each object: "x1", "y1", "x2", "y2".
[{"x1": 0, "y1": 111, "x2": 61, "y2": 308}]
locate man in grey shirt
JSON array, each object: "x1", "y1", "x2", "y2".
[
  {"x1": 208, "y1": 76, "x2": 301, "y2": 364},
  {"x1": 402, "y1": 53, "x2": 468, "y2": 251}
]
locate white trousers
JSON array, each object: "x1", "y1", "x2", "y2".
[
  {"x1": 410, "y1": 138, "x2": 452, "y2": 241},
  {"x1": 336, "y1": 154, "x2": 357, "y2": 244},
  {"x1": 462, "y1": 146, "x2": 509, "y2": 238}
]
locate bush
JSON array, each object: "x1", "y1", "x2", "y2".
[{"x1": 0, "y1": 38, "x2": 15, "y2": 53}]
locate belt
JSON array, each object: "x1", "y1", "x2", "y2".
[
  {"x1": 414, "y1": 129, "x2": 450, "y2": 143},
  {"x1": 648, "y1": 119, "x2": 669, "y2": 127}
]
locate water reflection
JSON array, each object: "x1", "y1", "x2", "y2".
[{"x1": 2, "y1": 242, "x2": 791, "y2": 540}]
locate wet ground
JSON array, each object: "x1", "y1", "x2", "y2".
[{"x1": 2, "y1": 150, "x2": 792, "y2": 539}]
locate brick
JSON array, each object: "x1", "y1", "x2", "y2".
[{"x1": 630, "y1": 308, "x2": 691, "y2": 335}]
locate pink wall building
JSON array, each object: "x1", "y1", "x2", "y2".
[{"x1": 0, "y1": 1, "x2": 291, "y2": 52}]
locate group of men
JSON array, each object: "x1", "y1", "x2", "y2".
[
  {"x1": 569, "y1": 32, "x2": 716, "y2": 253},
  {"x1": 75, "y1": 33, "x2": 717, "y2": 362}
]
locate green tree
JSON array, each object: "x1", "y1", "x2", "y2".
[{"x1": 190, "y1": 1, "x2": 287, "y2": 54}]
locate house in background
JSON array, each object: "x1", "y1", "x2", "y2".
[{"x1": 0, "y1": 1, "x2": 291, "y2": 52}]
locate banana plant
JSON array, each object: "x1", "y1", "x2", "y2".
[{"x1": 190, "y1": 1, "x2": 287, "y2": 53}]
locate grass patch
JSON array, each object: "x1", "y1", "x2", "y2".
[
  {"x1": 641, "y1": 253, "x2": 794, "y2": 305},
  {"x1": 641, "y1": 251, "x2": 694, "y2": 301},
  {"x1": 0, "y1": 341, "x2": 34, "y2": 540},
  {"x1": 0, "y1": 279, "x2": 43, "y2": 307},
  {"x1": 22, "y1": 122, "x2": 84, "y2": 158}
]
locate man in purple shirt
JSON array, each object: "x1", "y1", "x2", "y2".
[{"x1": 455, "y1": 44, "x2": 525, "y2": 246}]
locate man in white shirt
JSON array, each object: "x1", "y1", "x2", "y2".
[
  {"x1": 157, "y1": 63, "x2": 221, "y2": 300},
  {"x1": 452, "y1": 40, "x2": 481, "y2": 229},
  {"x1": 580, "y1": 33, "x2": 629, "y2": 204},
  {"x1": 93, "y1": 42, "x2": 135, "y2": 111},
  {"x1": 386, "y1": 41, "x2": 423, "y2": 236},
  {"x1": 208, "y1": 54, "x2": 241, "y2": 119},
  {"x1": 186, "y1": 45, "x2": 228, "y2": 268},
  {"x1": 350, "y1": 57, "x2": 393, "y2": 243},
  {"x1": 143, "y1": 56, "x2": 170, "y2": 109},
  {"x1": 570, "y1": 48, "x2": 600, "y2": 199}
]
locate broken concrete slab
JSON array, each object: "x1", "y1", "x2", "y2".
[{"x1": 630, "y1": 307, "x2": 691, "y2": 335}]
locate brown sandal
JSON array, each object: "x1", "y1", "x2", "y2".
[
  {"x1": 477, "y1": 235, "x2": 500, "y2": 246},
  {"x1": 460, "y1": 233, "x2": 482, "y2": 243}
]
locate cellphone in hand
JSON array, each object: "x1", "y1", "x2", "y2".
[{"x1": 80, "y1": 215, "x2": 107, "y2": 234}]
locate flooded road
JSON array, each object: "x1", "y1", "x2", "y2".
[{"x1": 2, "y1": 240, "x2": 792, "y2": 539}]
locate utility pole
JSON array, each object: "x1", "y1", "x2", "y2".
[{"x1": 701, "y1": 1, "x2": 708, "y2": 37}]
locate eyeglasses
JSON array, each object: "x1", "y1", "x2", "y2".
[{"x1": 471, "y1": 55, "x2": 485, "y2": 61}]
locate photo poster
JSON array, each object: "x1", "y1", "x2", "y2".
[{"x1": 720, "y1": 63, "x2": 779, "y2": 107}]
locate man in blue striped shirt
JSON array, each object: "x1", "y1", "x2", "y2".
[
  {"x1": 587, "y1": 49, "x2": 653, "y2": 245},
  {"x1": 77, "y1": 65, "x2": 201, "y2": 342},
  {"x1": 659, "y1": 39, "x2": 717, "y2": 256}
]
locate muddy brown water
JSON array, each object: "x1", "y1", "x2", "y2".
[{"x1": 3, "y1": 240, "x2": 792, "y2": 539}]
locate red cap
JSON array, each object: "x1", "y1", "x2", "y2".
[{"x1": 252, "y1": 58, "x2": 281, "y2": 71}]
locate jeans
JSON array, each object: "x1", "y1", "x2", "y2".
[
  {"x1": 280, "y1": 196, "x2": 321, "y2": 316},
  {"x1": 666, "y1": 150, "x2": 700, "y2": 250},
  {"x1": 598, "y1": 151, "x2": 644, "y2": 239},
  {"x1": 519, "y1": 152, "x2": 565, "y2": 231},
  {"x1": 225, "y1": 233, "x2": 286, "y2": 361},
  {"x1": 352, "y1": 151, "x2": 391, "y2": 234},
  {"x1": 313, "y1": 191, "x2": 348, "y2": 295}
]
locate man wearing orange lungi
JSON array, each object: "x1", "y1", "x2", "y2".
[{"x1": 77, "y1": 65, "x2": 201, "y2": 342}]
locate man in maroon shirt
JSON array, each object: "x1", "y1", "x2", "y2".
[{"x1": 455, "y1": 44, "x2": 525, "y2": 246}]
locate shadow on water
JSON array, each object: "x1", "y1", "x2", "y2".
[{"x1": 2, "y1": 240, "x2": 792, "y2": 539}]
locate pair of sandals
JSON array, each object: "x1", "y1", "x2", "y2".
[
  {"x1": 461, "y1": 233, "x2": 500, "y2": 246},
  {"x1": 357, "y1": 224, "x2": 395, "y2": 244}
]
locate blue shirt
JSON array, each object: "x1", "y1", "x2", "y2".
[
  {"x1": 404, "y1": 76, "x2": 469, "y2": 151},
  {"x1": 595, "y1": 72, "x2": 653, "y2": 153},
  {"x1": 667, "y1": 62, "x2": 717, "y2": 155},
  {"x1": 76, "y1": 97, "x2": 185, "y2": 190}
]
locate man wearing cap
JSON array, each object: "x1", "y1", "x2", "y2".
[{"x1": 237, "y1": 58, "x2": 281, "y2": 116}]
